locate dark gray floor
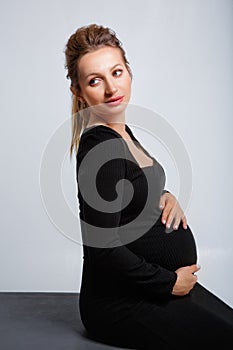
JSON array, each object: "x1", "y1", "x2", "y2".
[{"x1": 0, "y1": 292, "x2": 134, "y2": 350}]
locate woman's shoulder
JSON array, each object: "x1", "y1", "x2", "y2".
[
  {"x1": 80, "y1": 124, "x2": 120, "y2": 147},
  {"x1": 81, "y1": 124, "x2": 121, "y2": 139},
  {"x1": 80, "y1": 123, "x2": 136, "y2": 144},
  {"x1": 77, "y1": 124, "x2": 125, "y2": 161}
]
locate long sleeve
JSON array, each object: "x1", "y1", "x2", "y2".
[{"x1": 76, "y1": 129, "x2": 177, "y2": 299}]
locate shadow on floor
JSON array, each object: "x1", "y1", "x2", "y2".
[{"x1": 0, "y1": 292, "x2": 134, "y2": 350}]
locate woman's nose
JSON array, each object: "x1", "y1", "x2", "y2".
[{"x1": 105, "y1": 77, "x2": 118, "y2": 95}]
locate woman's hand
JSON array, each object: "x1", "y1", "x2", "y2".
[
  {"x1": 159, "y1": 192, "x2": 187, "y2": 230},
  {"x1": 172, "y1": 264, "x2": 200, "y2": 296}
]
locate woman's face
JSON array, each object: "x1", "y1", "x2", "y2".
[{"x1": 75, "y1": 46, "x2": 132, "y2": 119}]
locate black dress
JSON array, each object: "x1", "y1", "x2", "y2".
[{"x1": 76, "y1": 124, "x2": 233, "y2": 349}]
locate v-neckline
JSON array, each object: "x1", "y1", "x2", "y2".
[{"x1": 83, "y1": 124, "x2": 155, "y2": 169}]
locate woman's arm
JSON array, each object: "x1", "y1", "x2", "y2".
[{"x1": 77, "y1": 130, "x2": 177, "y2": 299}]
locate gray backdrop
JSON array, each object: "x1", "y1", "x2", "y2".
[{"x1": 0, "y1": 0, "x2": 232, "y2": 307}]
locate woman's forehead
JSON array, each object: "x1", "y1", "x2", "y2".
[{"x1": 78, "y1": 47, "x2": 124, "y2": 78}]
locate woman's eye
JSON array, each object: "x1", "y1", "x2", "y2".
[
  {"x1": 113, "y1": 69, "x2": 123, "y2": 77},
  {"x1": 89, "y1": 70, "x2": 122, "y2": 86},
  {"x1": 89, "y1": 78, "x2": 100, "y2": 86}
]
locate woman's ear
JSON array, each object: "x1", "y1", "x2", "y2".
[
  {"x1": 70, "y1": 86, "x2": 77, "y2": 96},
  {"x1": 70, "y1": 86, "x2": 85, "y2": 104}
]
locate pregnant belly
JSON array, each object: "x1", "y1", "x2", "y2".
[{"x1": 126, "y1": 223, "x2": 197, "y2": 271}]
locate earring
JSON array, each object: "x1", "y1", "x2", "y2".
[
  {"x1": 78, "y1": 98, "x2": 87, "y2": 108},
  {"x1": 77, "y1": 98, "x2": 85, "y2": 108}
]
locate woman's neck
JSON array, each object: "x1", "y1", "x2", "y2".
[{"x1": 87, "y1": 113, "x2": 126, "y2": 134}]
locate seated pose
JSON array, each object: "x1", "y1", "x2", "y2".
[{"x1": 64, "y1": 24, "x2": 233, "y2": 349}]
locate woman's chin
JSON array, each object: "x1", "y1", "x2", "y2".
[{"x1": 88, "y1": 102, "x2": 129, "y2": 120}]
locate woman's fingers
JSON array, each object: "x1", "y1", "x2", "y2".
[
  {"x1": 160, "y1": 193, "x2": 188, "y2": 230},
  {"x1": 161, "y1": 204, "x2": 173, "y2": 226},
  {"x1": 164, "y1": 209, "x2": 187, "y2": 231},
  {"x1": 173, "y1": 216, "x2": 181, "y2": 230},
  {"x1": 164, "y1": 205, "x2": 177, "y2": 229},
  {"x1": 191, "y1": 264, "x2": 201, "y2": 274},
  {"x1": 159, "y1": 196, "x2": 166, "y2": 210},
  {"x1": 182, "y1": 215, "x2": 188, "y2": 229}
]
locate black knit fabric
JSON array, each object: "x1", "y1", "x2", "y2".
[{"x1": 76, "y1": 124, "x2": 233, "y2": 349}]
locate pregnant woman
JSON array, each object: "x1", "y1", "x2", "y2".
[{"x1": 64, "y1": 24, "x2": 233, "y2": 349}]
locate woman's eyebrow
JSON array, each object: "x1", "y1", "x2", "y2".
[{"x1": 84, "y1": 63, "x2": 123, "y2": 80}]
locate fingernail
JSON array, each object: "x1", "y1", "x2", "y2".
[
  {"x1": 159, "y1": 204, "x2": 163, "y2": 209},
  {"x1": 162, "y1": 219, "x2": 166, "y2": 224},
  {"x1": 174, "y1": 225, "x2": 178, "y2": 230},
  {"x1": 166, "y1": 223, "x2": 170, "y2": 229}
]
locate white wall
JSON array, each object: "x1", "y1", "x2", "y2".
[{"x1": 0, "y1": 0, "x2": 232, "y2": 307}]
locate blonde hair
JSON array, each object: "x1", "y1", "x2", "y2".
[{"x1": 64, "y1": 23, "x2": 132, "y2": 159}]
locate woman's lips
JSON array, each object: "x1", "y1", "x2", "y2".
[{"x1": 105, "y1": 96, "x2": 124, "y2": 106}]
